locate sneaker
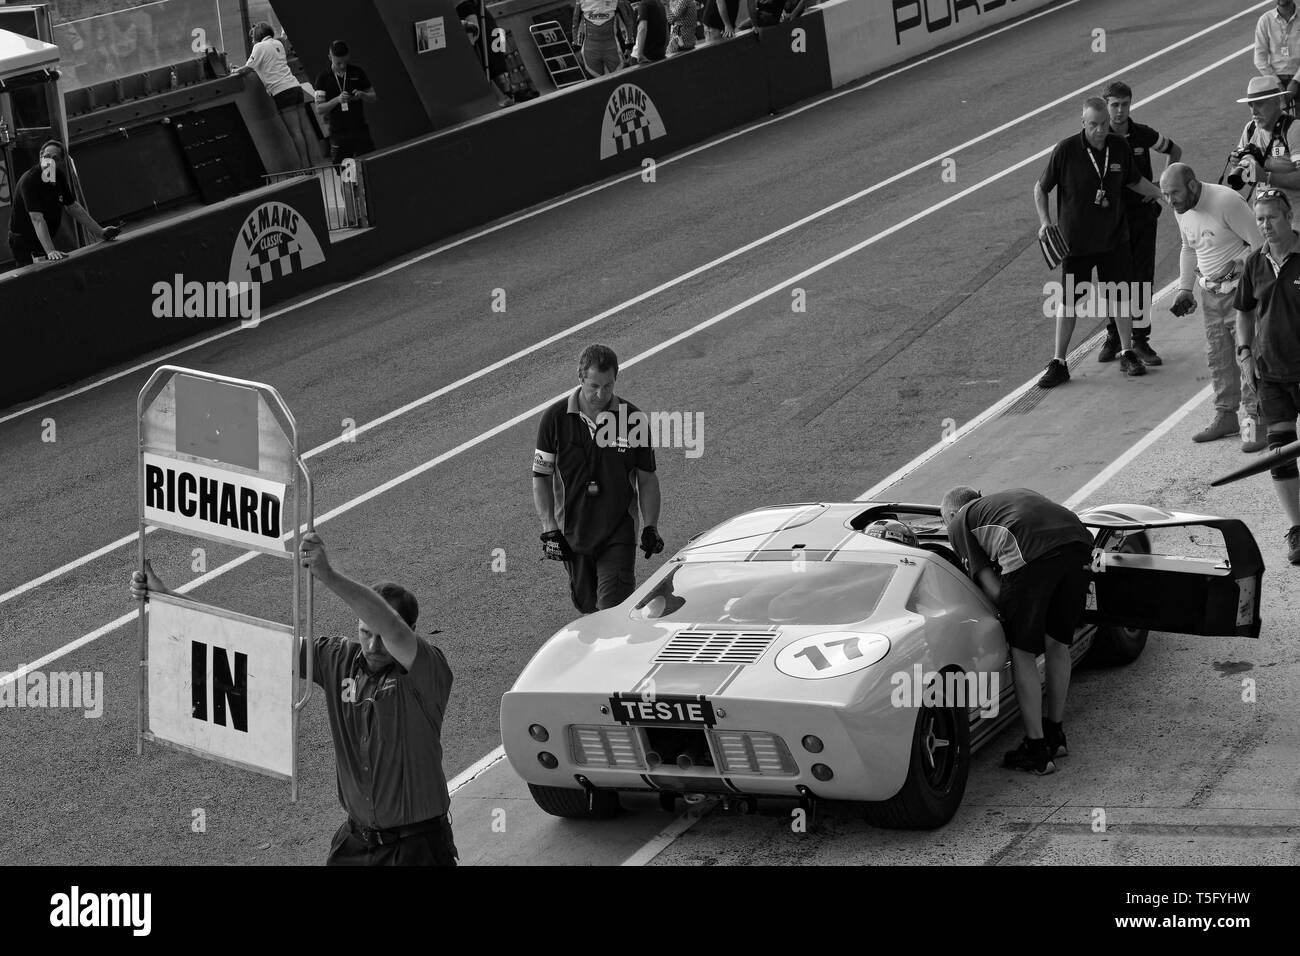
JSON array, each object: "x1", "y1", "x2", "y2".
[
  {"x1": 1043, "y1": 720, "x2": 1068, "y2": 759},
  {"x1": 1038, "y1": 358, "x2": 1070, "y2": 389},
  {"x1": 1119, "y1": 349, "x2": 1147, "y2": 376},
  {"x1": 1098, "y1": 334, "x2": 1121, "y2": 362},
  {"x1": 1192, "y1": 411, "x2": 1240, "y2": 443},
  {"x1": 1288, "y1": 526, "x2": 1300, "y2": 566},
  {"x1": 1241, "y1": 419, "x2": 1268, "y2": 453},
  {"x1": 1131, "y1": 339, "x2": 1163, "y2": 366},
  {"x1": 1003, "y1": 736, "x2": 1056, "y2": 775}
]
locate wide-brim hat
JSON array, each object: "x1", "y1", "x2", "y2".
[{"x1": 1238, "y1": 75, "x2": 1288, "y2": 103}]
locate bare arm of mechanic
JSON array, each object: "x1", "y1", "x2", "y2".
[
  {"x1": 636, "y1": 469, "x2": 661, "y2": 527},
  {"x1": 300, "y1": 532, "x2": 418, "y2": 671}
]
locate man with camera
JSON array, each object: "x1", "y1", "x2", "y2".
[
  {"x1": 532, "y1": 344, "x2": 663, "y2": 614},
  {"x1": 1226, "y1": 76, "x2": 1300, "y2": 212},
  {"x1": 1163, "y1": 164, "x2": 1266, "y2": 450},
  {"x1": 1235, "y1": 187, "x2": 1300, "y2": 565}
]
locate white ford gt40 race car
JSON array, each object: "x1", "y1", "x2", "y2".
[{"x1": 502, "y1": 501, "x2": 1262, "y2": 828}]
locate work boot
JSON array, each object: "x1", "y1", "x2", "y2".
[
  {"x1": 1131, "y1": 337, "x2": 1163, "y2": 366},
  {"x1": 1241, "y1": 418, "x2": 1268, "y2": 453},
  {"x1": 1119, "y1": 349, "x2": 1147, "y2": 376},
  {"x1": 1288, "y1": 527, "x2": 1300, "y2": 565},
  {"x1": 1098, "y1": 331, "x2": 1121, "y2": 362},
  {"x1": 1192, "y1": 411, "x2": 1240, "y2": 443},
  {"x1": 1038, "y1": 358, "x2": 1070, "y2": 389}
]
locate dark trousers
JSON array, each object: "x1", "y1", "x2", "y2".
[
  {"x1": 1106, "y1": 215, "x2": 1157, "y2": 340},
  {"x1": 7, "y1": 233, "x2": 39, "y2": 267},
  {"x1": 566, "y1": 540, "x2": 636, "y2": 614},
  {"x1": 330, "y1": 131, "x2": 375, "y2": 164},
  {"x1": 326, "y1": 815, "x2": 457, "y2": 866}
]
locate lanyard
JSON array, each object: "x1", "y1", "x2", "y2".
[
  {"x1": 335, "y1": 69, "x2": 348, "y2": 95},
  {"x1": 1085, "y1": 141, "x2": 1109, "y2": 189}
]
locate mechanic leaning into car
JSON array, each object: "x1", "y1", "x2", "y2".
[
  {"x1": 533, "y1": 344, "x2": 664, "y2": 613},
  {"x1": 131, "y1": 532, "x2": 457, "y2": 866},
  {"x1": 940, "y1": 487, "x2": 1094, "y2": 776}
]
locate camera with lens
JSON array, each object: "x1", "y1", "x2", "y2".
[{"x1": 1227, "y1": 144, "x2": 1267, "y2": 190}]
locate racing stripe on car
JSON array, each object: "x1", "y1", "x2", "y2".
[
  {"x1": 713, "y1": 665, "x2": 745, "y2": 695},
  {"x1": 744, "y1": 504, "x2": 823, "y2": 561},
  {"x1": 823, "y1": 528, "x2": 859, "y2": 561}
]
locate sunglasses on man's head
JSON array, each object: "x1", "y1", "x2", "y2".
[{"x1": 1256, "y1": 187, "x2": 1293, "y2": 211}]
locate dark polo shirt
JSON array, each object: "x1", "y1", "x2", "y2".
[
  {"x1": 1113, "y1": 119, "x2": 1166, "y2": 222},
  {"x1": 1040, "y1": 131, "x2": 1139, "y2": 257},
  {"x1": 533, "y1": 389, "x2": 657, "y2": 555},
  {"x1": 313, "y1": 634, "x2": 453, "y2": 829},
  {"x1": 1235, "y1": 234, "x2": 1300, "y2": 382},
  {"x1": 952, "y1": 489, "x2": 1093, "y2": 578},
  {"x1": 314, "y1": 63, "x2": 372, "y2": 139},
  {"x1": 9, "y1": 164, "x2": 75, "y2": 242}
]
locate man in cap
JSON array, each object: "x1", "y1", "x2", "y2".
[
  {"x1": 1161, "y1": 163, "x2": 1266, "y2": 450},
  {"x1": 1227, "y1": 75, "x2": 1300, "y2": 212}
]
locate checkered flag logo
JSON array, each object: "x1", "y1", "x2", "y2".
[
  {"x1": 600, "y1": 83, "x2": 667, "y2": 160},
  {"x1": 229, "y1": 200, "x2": 326, "y2": 287}
]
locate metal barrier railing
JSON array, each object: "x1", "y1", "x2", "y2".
[{"x1": 262, "y1": 162, "x2": 369, "y2": 231}]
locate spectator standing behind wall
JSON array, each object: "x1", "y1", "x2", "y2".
[
  {"x1": 314, "y1": 41, "x2": 377, "y2": 164},
  {"x1": 1255, "y1": 0, "x2": 1300, "y2": 106},
  {"x1": 702, "y1": 0, "x2": 742, "y2": 41},
  {"x1": 573, "y1": 0, "x2": 635, "y2": 76},
  {"x1": 234, "y1": 22, "x2": 312, "y2": 167},
  {"x1": 747, "y1": 0, "x2": 806, "y2": 29},
  {"x1": 457, "y1": 0, "x2": 515, "y2": 106},
  {"x1": 630, "y1": 0, "x2": 669, "y2": 64},
  {"x1": 666, "y1": 0, "x2": 698, "y2": 54}
]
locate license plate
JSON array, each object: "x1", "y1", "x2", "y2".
[{"x1": 608, "y1": 694, "x2": 716, "y2": 726}]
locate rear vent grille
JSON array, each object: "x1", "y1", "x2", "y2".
[{"x1": 655, "y1": 628, "x2": 780, "y2": 665}]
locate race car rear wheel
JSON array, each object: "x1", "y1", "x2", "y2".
[
  {"x1": 1083, "y1": 531, "x2": 1150, "y2": 667},
  {"x1": 863, "y1": 694, "x2": 971, "y2": 830},
  {"x1": 527, "y1": 783, "x2": 621, "y2": 819}
]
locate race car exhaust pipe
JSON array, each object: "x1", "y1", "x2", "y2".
[
  {"x1": 645, "y1": 750, "x2": 662, "y2": 768},
  {"x1": 676, "y1": 754, "x2": 694, "y2": 770}
]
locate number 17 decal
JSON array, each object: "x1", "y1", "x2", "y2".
[{"x1": 777, "y1": 633, "x2": 890, "y2": 680}]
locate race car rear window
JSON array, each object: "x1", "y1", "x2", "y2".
[{"x1": 631, "y1": 561, "x2": 896, "y2": 626}]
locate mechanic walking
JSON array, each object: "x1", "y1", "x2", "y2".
[
  {"x1": 131, "y1": 533, "x2": 457, "y2": 865},
  {"x1": 941, "y1": 487, "x2": 1094, "y2": 775},
  {"x1": 1102, "y1": 80, "x2": 1181, "y2": 367},
  {"x1": 1234, "y1": 188, "x2": 1300, "y2": 565},
  {"x1": 1034, "y1": 98, "x2": 1165, "y2": 388},
  {"x1": 1161, "y1": 163, "x2": 1266, "y2": 450},
  {"x1": 533, "y1": 344, "x2": 664, "y2": 614}
]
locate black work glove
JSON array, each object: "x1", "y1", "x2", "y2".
[
  {"x1": 541, "y1": 529, "x2": 572, "y2": 561},
  {"x1": 101, "y1": 225, "x2": 120, "y2": 241},
  {"x1": 640, "y1": 525, "x2": 664, "y2": 559}
]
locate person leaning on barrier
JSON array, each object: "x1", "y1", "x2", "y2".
[
  {"x1": 456, "y1": 0, "x2": 514, "y2": 106},
  {"x1": 666, "y1": 0, "x2": 698, "y2": 54},
  {"x1": 941, "y1": 487, "x2": 1094, "y2": 776},
  {"x1": 1161, "y1": 163, "x2": 1266, "y2": 450},
  {"x1": 629, "y1": 0, "x2": 669, "y2": 64},
  {"x1": 1234, "y1": 187, "x2": 1300, "y2": 566},
  {"x1": 1101, "y1": 80, "x2": 1180, "y2": 367},
  {"x1": 1033, "y1": 97, "x2": 1165, "y2": 388},
  {"x1": 1255, "y1": 0, "x2": 1300, "y2": 107},
  {"x1": 314, "y1": 40, "x2": 377, "y2": 164},
  {"x1": 702, "y1": 0, "x2": 742, "y2": 42},
  {"x1": 747, "y1": 0, "x2": 806, "y2": 29},
  {"x1": 130, "y1": 533, "x2": 458, "y2": 866},
  {"x1": 6, "y1": 141, "x2": 117, "y2": 268},
  {"x1": 233, "y1": 21, "x2": 311, "y2": 167},
  {"x1": 533, "y1": 344, "x2": 664, "y2": 614}
]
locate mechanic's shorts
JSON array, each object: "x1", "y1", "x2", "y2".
[
  {"x1": 997, "y1": 542, "x2": 1092, "y2": 655},
  {"x1": 566, "y1": 539, "x2": 636, "y2": 614},
  {"x1": 1258, "y1": 379, "x2": 1300, "y2": 427}
]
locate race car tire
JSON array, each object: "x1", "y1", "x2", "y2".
[
  {"x1": 1083, "y1": 532, "x2": 1151, "y2": 667},
  {"x1": 863, "y1": 688, "x2": 971, "y2": 830},
  {"x1": 527, "y1": 783, "x2": 621, "y2": 819}
]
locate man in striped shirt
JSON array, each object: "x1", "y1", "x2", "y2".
[
  {"x1": 942, "y1": 487, "x2": 1094, "y2": 775},
  {"x1": 1162, "y1": 163, "x2": 1266, "y2": 449}
]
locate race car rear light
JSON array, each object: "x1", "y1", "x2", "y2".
[
  {"x1": 712, "y1": 731, "x2": 797, "y2": 776},
  {"x1": 569, "y1": 726, "x2": 645, "y2": 770}
]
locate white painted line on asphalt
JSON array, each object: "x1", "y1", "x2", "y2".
[
  {"x1": 1, "y1": 0, "x2": 1094, "y2": 427},
  {"x1": 2, "y1": 0, "x2": 1268, "y2": 437},
  {"x1": 0, "y1": 21, "x2": 1256, "y2": 608},
  {"x1": 621, "y1": 801, "x2": 719, "y2": 867},
  {"x1": 0, "y1": 43, "x2": 1251, "y2": 693},
  {"x1": 448, "y1": 746, "x2": 507, "y2": 795}
]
